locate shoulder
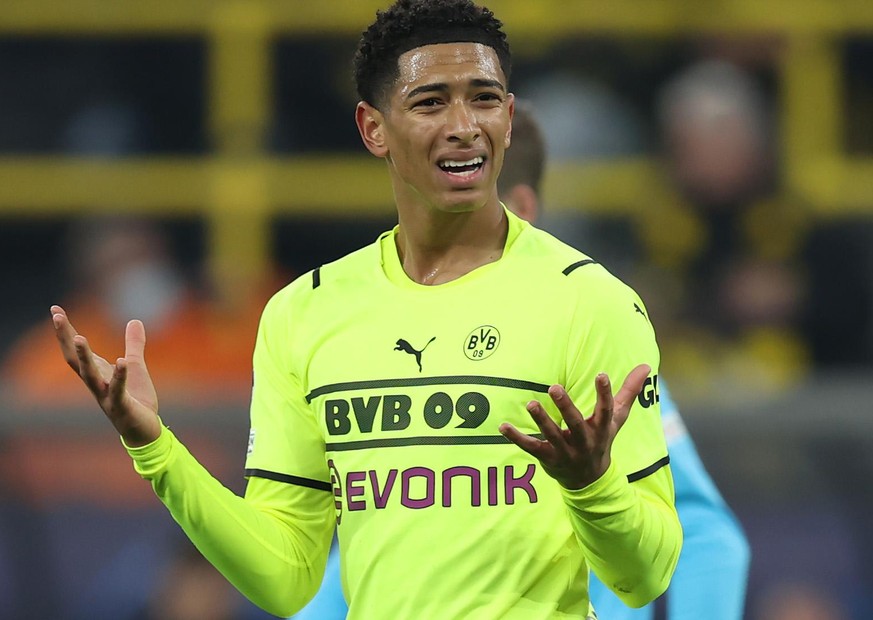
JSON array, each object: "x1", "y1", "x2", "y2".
[
  {"x1": 265, "y1": 235, "x2": 384, "y2": 314},
  {"x1": 518, "y1": 224, "x2": 643, "y2": 309}
]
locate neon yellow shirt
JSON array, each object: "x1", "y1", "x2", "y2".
[{"x1": 129, "y1": 209, "x2": 681, "y2": 619}]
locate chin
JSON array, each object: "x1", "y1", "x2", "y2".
[{"x1": 434, "y1": 189, "x2": 490, "y2": 214}]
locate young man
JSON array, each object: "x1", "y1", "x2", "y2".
[
  {"x1": 293, "y1": 103, "x2": 750, "y2": 620},
  {"x1": 51, "y1": 2, "x2": 681, "y2": 618}
]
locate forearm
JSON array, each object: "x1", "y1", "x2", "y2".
[
  {"x1": 563, "y1": 463, "x2": 682, "y2": 608},
  {"x1": 126, "y1": 426, "x2": 334, "y2": 617}
]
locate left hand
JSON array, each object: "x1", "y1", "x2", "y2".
[{"x1": 499, "y1": 364, "x2": 651, "y2": 490}]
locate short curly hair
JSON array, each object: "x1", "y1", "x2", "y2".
[{"x1": 354, "y1": 0, "x2": 512, "y2": 109}]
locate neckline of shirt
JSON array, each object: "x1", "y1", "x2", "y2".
[{"x1": 379, "y1": 206, "x2": 526, "y2": 290}]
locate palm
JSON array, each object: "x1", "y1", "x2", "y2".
[
  {"x1": 52, "y1": 305, "x2": 161, "y2": 446},
  {"x1": 88, "y1": 349, "x2": 158, "y2": 414},
  {"x1": 500, "y1": 365, "x2": 651, "y2": 490}
]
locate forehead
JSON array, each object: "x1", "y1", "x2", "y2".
[{"x1": 395, "y1": 42, "x2": 504, "y2": 91}]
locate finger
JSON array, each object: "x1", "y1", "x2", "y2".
[
  {"x1": 548, "y1": 385, "x2": 588, "y2": 438},
  {"x1": 51, "y1": 306, "x2": 81, "y2": 372},
  {"x1": 108, "y1": 357, "x2": 128, "y2": 410},
  {"x1": 589, "y1": 372, "x2": 614, "y2": 428},
  {"x1": 499, "y1": 422, "x2": 554, "y2": 460},
  {"x1": 124, "y1": 320, "x2": 147, "y2": 363},
  {"x1": 526, "y1": 399, "x2": 567, "y2": 449},
  {"x1": 74, "y1": 335, "x2": 108, "y2": 396},
  {"x1": 612, "y1": 363, "x2": 652, "y2": 430}
]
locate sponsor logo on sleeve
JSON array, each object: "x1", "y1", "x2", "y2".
[{"x1": 637, "y1": 374, "x2": 660, "y2": 408}]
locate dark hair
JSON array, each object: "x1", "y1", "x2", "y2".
[
  {"x1": 498, "y1": 101, "x2": 546, "y2": 198},
  {"x1": 354, "y1": 0, "x2": 512, "y2": 109}
]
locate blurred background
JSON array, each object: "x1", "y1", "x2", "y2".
[{"x1": 0, "y1": 1, "x2": 871, "y2": 618}]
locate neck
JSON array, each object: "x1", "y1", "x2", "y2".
[{"x1": 394, "y1": 199, "x2": 508, "y2": 285}]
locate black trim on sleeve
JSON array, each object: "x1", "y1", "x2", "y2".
[
  {"x1": 245, "y1": 468, "x2": 331, "y2": 492},
  {"x1": 562, "y1": 259, "x2": 598, "y2": 275},
  {"x1": 626, "y1": 455, "x2": 670, "y2": 483},
  {"x1": 312, "y1": 267, "x2": 321, "y2": 289}
]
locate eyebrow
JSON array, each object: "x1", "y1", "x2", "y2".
[{"x1": 405, "y1": 78, "x2": 506, "y2": 101}]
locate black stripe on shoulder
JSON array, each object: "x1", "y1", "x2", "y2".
[
  {"x1": 244, "y1": 468, "x2": 331, "y2": 492},
  {"x1": 626, "y1": 455, "x2": 670, "y2": 483},
  {"x1": 312, "y1": 267, "x2": 321, "y2": 289},
  {"x1": 562, "y1": 259, "x2": 598, "y2": 276}
]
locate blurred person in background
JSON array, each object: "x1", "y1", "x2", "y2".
[
  {"x1": 292, "y1": 102, "x2": 749, "y2": 620},
  {"x1": 0, "y1": 216, "x2": 260, "y2": 617},
  {"x1": 636, "y1": 59, "x2": 812, "y2": 396},
  {"x1": 643, "y1": 57, "x2": 873, "y2": 395},
  {"x1": 1, "y1": 216, "x2": 255, "y2": 407},
  {"x1": 48, "y1": 1, "x2": 683, "y2": 617},
  {"x1": 1, "y1": 96, "x2": 263, "y2": 408}
]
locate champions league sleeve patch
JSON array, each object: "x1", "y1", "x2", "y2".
[{"x1": 247, "y1": 429, "x2": 256, "y2": 456}]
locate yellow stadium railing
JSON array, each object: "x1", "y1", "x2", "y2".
[{"x1": 0, "y1": 0, "x2": 871, "y2": 282}]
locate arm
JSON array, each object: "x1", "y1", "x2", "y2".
[
  {"x1": 660, "y1": 385, "x2": 750, "y2": 620},
  {"x1": 127, "y1": 428, "x2": 334, "y2": 617},
  {"x1": 50, "y1": 303, "x2": 335, "y2": 617},
  {"x1": 586, "y1": 385, "x2": 750, "y2": 620},
  {"x1": 564, "y1": 466, "x2": 679, "y2": 609},
  {"x1": 501, "y1": 371, "x2": 682, "y2": 608},
  {"x1": 500, "y1": 278, "x2": 682, "y2": 608},
  {"x1": 291, "y1": 540, "x2": 348, "y2": 619}
]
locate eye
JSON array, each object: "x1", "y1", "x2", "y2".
[
  {"x1": 474, "y1": 92, "x2": 503, "y2": 104},
  {"x1": 413, "y1": 97, "x2": 442, "y2": 108}
]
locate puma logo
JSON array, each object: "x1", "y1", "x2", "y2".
[{"x1": 394, "y1": 337, "x2": 436, "y2": 373}]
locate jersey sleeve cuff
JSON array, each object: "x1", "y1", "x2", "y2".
[
  {"x1": 560, "y1": 460, "x2": 631, "y2": 513},
  {"x1": 122, "y1": 423, "x2": 176, "y2": 479}
]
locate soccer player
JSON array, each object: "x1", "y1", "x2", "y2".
[
  {"x1": 292, "y1": 103, "x2": 750, "y2": 620},
  {"x1": 50, "y1": 2, "x2": 682, "y2": 618}
]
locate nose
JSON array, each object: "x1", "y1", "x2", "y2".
[{"x1": 445, "y1": 101, "x2": 479, "y2": 144}]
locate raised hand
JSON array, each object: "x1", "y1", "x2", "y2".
[
  {"x1": 499, "y1": 364, "x2": 651, "y2": 490},
  {"x1": 51, "y1": 305, "x2": 161, "y2": 447}
]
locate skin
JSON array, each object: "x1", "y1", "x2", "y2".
[
  {"x1": 355, "y1": 42, "x2": 514, "y2": 286},
  {"x1": 51, "y1": 40, "x2": 649, "y2": 491}
]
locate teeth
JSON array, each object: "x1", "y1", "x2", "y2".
[
  {"x1": 440, "y1": 156, "x2": 484, "y2": 169},
  {"x1": 445, "y1": 168, "x2": 477, "y2": 177}
]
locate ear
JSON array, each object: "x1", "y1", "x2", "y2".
[
  {"x1": 503, "y1": 183, "x2": 539, "y2": 224},
  {"x1": 504, "y1": 93, "x2": 515, "y2": 149},
  {"x1": 355, "y1": 101, "x2": 388, "y2": 157}
]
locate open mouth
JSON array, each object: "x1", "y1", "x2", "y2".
[{"x1": 438, "y1": 156, "x2": 485, "y2": 178}]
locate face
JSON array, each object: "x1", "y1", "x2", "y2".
[
  {"x1": 356, "y1": 42, "x2": 514, "y2": 214},
  {"x1": 668, "y1": 111, "x2": 763, "y2": 207}
]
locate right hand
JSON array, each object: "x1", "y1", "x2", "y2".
[{"x1": 51, "y1": 305, "x2": 161, "y2": 447}]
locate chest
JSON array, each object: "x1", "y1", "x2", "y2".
[{"x1": 300, "y1": 283, "x2": 572, "y2": 446}]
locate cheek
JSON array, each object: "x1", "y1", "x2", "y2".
[
  {"x1": 396, "y1": 126, "x2": 434, "y2": 164},
  {"x1": 481, "y1": 115, "x2": 511, "y2": 145}
]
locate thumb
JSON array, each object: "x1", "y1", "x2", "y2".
[
  {"x1": 612, "y1": 364, "x2": 651, "y2": 431},
  {"x1": 125, "y1": 320, "x2": 147, "y2": 363}
]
